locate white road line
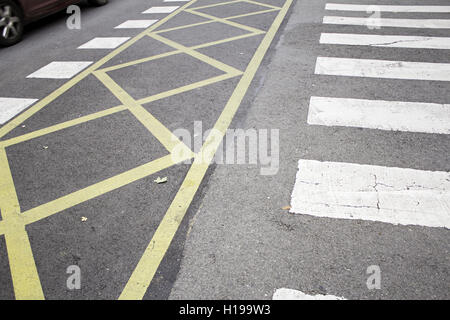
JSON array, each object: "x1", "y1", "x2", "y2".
[
  {"x1": 308, "y1": 97, "x2": 450, "y2": 134},
  {"x1": 290, "y1": 160, "x2": 450, "y2": 228},
  {"x1": 0, "y1": 98, "x2": 38, "y2": 125},
  {"x1": 26, "y1": 61, "x2": 93, "y2": 79},
  {"x1": 114, "y1": 20, "x2": 158, "y2": 29},
  {"x1": 77, "y1": 37, "x2": 131, "y2": 49},
  {"x1": 273, "y1": 288, "x2": 346, "y2": 300},
  {"x1": 325, "y1": 3, "x2": 450, "y2": 13},
  {"x1": 143, "y1": 6, "x2": 179, "y2": 14},
  {"x1": 320, "y1": 33, "x2": 450, "y2": 50},
  {"x1": 164, "y1": 0, "x2": 190, "y2": 2},
  {"x1": 323, "y1": 16, "x2": 450, "y2": 29},
  {"x1": 315, "y1": 57, "x2": 450, "y2": 81}
]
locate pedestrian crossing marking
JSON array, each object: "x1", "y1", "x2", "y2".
[
  {"x1": 308, "y1": 97, "x2": 450, "y2": 135},
  {"x1": 320, "y1": 33, "x2": 450, "y2": 50},
  {"x1": 26, "y1": 61, "x2": 93, "y2": 79},
  {"x1": 325, "y1": 3, "x2": 450, "y2": 13},
  {"x1": 315, "y1": 57, "x2": 450, "y2": 81},
  {"x1": 323, "y1": 16, "x2": 450, "y2": 29},
  {"x1": 0, "y1": 98, "x2": 38, "y2": 125},
  {"x1": 290, "y1": 160, "x2": 450, "y2": 229}
]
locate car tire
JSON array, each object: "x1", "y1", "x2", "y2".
[
  {"x1": 0, "y1": 0, "x2": 24, "y2": 47},
  {"x1": 88, "y1": 0, "x2": 109, "y2": 6}
]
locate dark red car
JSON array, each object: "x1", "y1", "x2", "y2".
[{"x1": 0, "y1": 0, "x2": 108, "y2": 46}]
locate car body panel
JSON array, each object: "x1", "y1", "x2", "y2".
[{"x1": 15, "y1": 0, "x2": 80, "y2": 21}]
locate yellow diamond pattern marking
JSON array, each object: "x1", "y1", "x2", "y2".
[{"x1": 0, "y1": 0, "x2": 292, "y2": 299}]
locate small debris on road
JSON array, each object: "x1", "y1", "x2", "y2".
[{"x1": 154, "y1": 177, "x2": 168, "y2": 184}]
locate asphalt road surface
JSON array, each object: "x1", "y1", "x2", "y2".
[{"x1": 0, "y1": 0, "x2": 448, "y2": 300}]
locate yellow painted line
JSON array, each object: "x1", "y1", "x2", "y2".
[
  {"x1": 154, "y1": 20, "x2": 214, "y2": 34},
  {"x1": 21, "y1": 155, "x2": 188, "y2": 226},
  {"x1": 93, "y1": 71, "x2": 194, "y2": 157},
  {"x1": 189, "y1": 0, "x2": 242, "y2": 10},
  {"x1": 191, "y1": 32, "x2": 264, "y2": 50},
  {"x1": 154, "y1": 8, "x2": 278, "y2": 35},
  {"x1": 97, "y1": 50, "x2": 182, "y2": 73},
  {"x1": 100, "y1": 31, "x2": 264, "y2": 75},
  {"x1": 0, "y1": 0, "x2": 195, "y2": 140},
  {"x1": 150, "y1": 33, "x2": 244, "y2": 75},
  {"x1": 242, "y1": 0, "x2": 283, "y2": 10},
  {"x1": 0, "y1": 105, "x2": 127, "y2": 148},
  {"x1": 224, "y1": 7, "x2": 280, "y2": 19},
  {"x1": 0, "y1": 148, "x2": 44, "y2": 299},
  {"x1": 186, "y1": 8, "x2": 266, "y2": 34},
  {"x1": 137, "y1": 73, "x2": 242, "y2": 106},
  {"x1": 119, "y1": 0, "x2": 293, "y2": 300}
]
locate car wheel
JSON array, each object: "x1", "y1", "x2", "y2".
[
  {"x1": 0, "y1": 0, "x2": 24, "y2": 47},
  {"x1": 88, "y1": 0, "x2": 109, "y2": 6}
]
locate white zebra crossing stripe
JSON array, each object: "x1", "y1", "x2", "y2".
[
  {"x1": 114, "y1": 20, "x2": 158, "y2": 29},
  {"x1": 307, "y1": 97, "x2": 450, "y2": 134},
  {"x1": 142, "y1": 6, "x2": 179, "y2": 14},
  {"x1": 320, "y1": 33, "x2": 450, "y2": 50},
  {"x1": 26, "y1": 61, "x2": 93, "y2": 79},
  {"x1": 323, "y1": 16, "x2": 450, "y2": 29},
  {"x1": 290, "y1": 160, "x2": 450, "y2": 228},
  {"x1": 0, "y1": 98, "x2": 38, "y2": 125},
  {"x1": 315, "y1": 57, "x2": 450, "y2": 81},
  {"x1": 273, "y1": 288, "x2": 346, "y2": 300},
  {"x1": 78, "y1": 37, "x2": 131, "y2": 49},
  {"x1": 325, "y1": 3, "x2": 450, "y2": 13}
]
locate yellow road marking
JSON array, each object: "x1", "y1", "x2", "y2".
[
  {"x1": 191, "y1": 32, "x2": 265, "y2": 50},
  {"x1": 186, "y1": 8, "x2": 266, "y2": 34},
  {"x1": 0, "y1": 0, "x2": 291, "y2": 300},
  {"x1": 93, "y1": 71, "x2": 194, "y2": 156},
  {"x1": 149, "y1": 33, "x2": 244, "y2": 75},
  {"x1": 98, "y1": 51, "x2": 181, "y2": 73},
  {"x1": 242, "y1": 0, "x2": 283, "y2": 10},
  {"x1": 0, "y1": 106, "x2": 127, "y2": 148},
  {"x1": 0, "y1": 148, "x2": 44, "y2": 299},
  {"x1": 119, "y1": 0, "x2": 293, "y2": 300},
  {"x1": 19, "y1": 155, "x2": 190, "y2": 226},
  {"x1": 154, "y1": 7, "x2": 279, "y2": 34},
  {"x1": 137, "y1": 73, "x2": 241, "y2": 106},
  {"x1": 190, "y1": 0, "x2": 242, "y2": 10},
  {"x1": 0, "y1": 1, "x2": 193, "y2": 140}
]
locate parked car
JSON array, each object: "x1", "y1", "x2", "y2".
[{"x1": 0, "y1": 0, "x2": 108, "y2": 46}]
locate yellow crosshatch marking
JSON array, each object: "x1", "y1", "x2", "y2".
[{"x1": 0, "y1": 0, "x2": 292, "y2": 299}]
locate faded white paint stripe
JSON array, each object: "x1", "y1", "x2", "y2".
[
  {"x1": 27, "y1": 61, "x2": 93, "y2": 79},
  {"x1": 320, "y1": 33, "x2": 450, "y2": 50},
  {"x1": 143, "y1": 6, "x2": 179, "y2": 13},
  {"x1": 78, "y1": 37, "x2": 130, "y2": 49},
  {"x1": 0, "y1": 98, "x2": 38, "y2": 125},
  {"x1": 290, "y1": 160, "x2": 450, "y2": 228},
  {"x1": 114, "y1": 20, "x2": 158, "y2": 29},
  {"x1": 323, "y1": 16, "x2": 450, "y2": 29},
  {"x1": 273, "y1": 288, "x2": 346, "y2": 300},
  {"x1": 308, "y1": 97, "x2": 450, "y2": 134},
  {"x1": 325, "y1": 3, "x2": 450, "y2": 13},
  {"x1": 315, "y1": 57, "x2": 450, "y2": 81}
]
